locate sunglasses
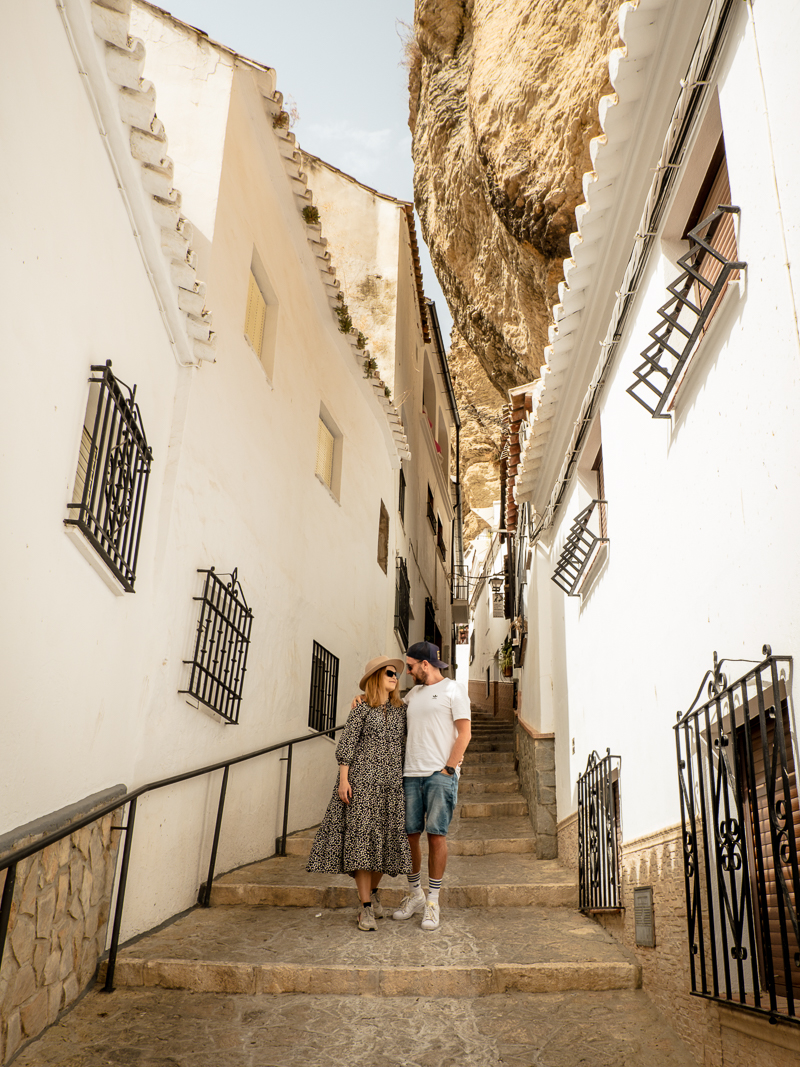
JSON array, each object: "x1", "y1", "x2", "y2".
[{"x1": 385, "y1": 669, "x2": 398, "y2": 678}]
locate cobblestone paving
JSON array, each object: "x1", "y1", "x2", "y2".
[{"x1": 14, "y1": 988, "x2": 699, "y2": 1067}]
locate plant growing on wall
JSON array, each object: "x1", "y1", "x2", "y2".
[
  {"x1": 272, "y1": 111, "x2": 290, "y2": 130},
  {"x1": 335, "y1": 301, "x2": 353, "y2": 334},
  {"x1": 356, "y1": 331, "x2": 367, "y2": 351},
  {"x1": 363, "y1": 355, "x2": 378, "y2": 378},
  {"x1": 499, "y1": 635, "x2": 513, "y2": 677},
  {"x1": 302, "y1": 205, "x2": 320, "y2": 225},
  {"x1": 384, "y1": 384, "x2": 392, "y2": 401}
]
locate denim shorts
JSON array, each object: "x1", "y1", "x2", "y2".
[{"x1": 403, "y1": 772, "x2": 458, "y2": 836}]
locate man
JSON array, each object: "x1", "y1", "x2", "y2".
[{"x1": 393, "y1": 640, "x2": 471, "y2": 931}]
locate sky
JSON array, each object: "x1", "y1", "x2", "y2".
[{"x1": 161, "y1": 0, "x2": 454, "y2": 340}]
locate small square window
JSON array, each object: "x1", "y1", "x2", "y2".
[
  {"x1": 315, "y1": 418, "x2": 334, "y2": 488},
  {"x1": 244, "y1": 271, "x2": 266, "y2": 356}
]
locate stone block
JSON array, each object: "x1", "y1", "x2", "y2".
[
  {"x1": 80, "y1": 869, "x2": 93, "y2": 913},
  {"x1": 69, "y1": 858, "x2": 82, "y2": 895},
  {"x1": 9, "y1": 914, "x2": 35, "y2": 967},
  {"x1": 47, "y1": 981, "x2": 62, "y2": 1025},
  {"x1": 534, "y1": 744, "x2": 556, "y2": 771},
  {"x1": 57, "y1": 835, "x2": 71, "y2": 868},
  {"x1": 538, "y1": 785, "x2": 556, "y2": 807},
  {"x1": 32, "y1": 938, "x2": 49, "y2": 981},
  {"x1": 58, "y1": 940, "x2": 74, "y2": 981},
  {"x1": 43, "y1": 948, "x2": 61, "y2": 985},
  {"x1": 79, "y1": 937, "x2": 99, "y2": 986},
  {"x1": 62, "y1": 973, "x2": 80, "y2": 1007},
  {"x1": 536, "y1": 806, "x2": 557, "y2": 836},
  {"x1": 84, "y1": 906, "x2": 99, "y2": 941},
  {"x1": 536, "y1": 770, "x2": 556, "y2": 789},
  {"x1": 35, "y1": 886, "x2": 57, "y2": 940},
  {"x1": 19, "y1": 988, "x2": 48, "y2": 1038},
  {"x1": 537, "y1": 835, "x2": 558, "y2": 860},
  {"x1": 3, "y1": 1011, "x2": 22, "y2": 1062},
  {"x1": 41, "y1": 843, "x2": 59, "y2": 882},
  {"x1": 53, "y1": 871, "x2": 69, "y2": 917},
  {"x1": 143, "y1": 960, "x2": 256, "y2": 994},
  {"x1": 11, "y1": 964, "x2": 36, "y2": 1007},
  {"x1": 68, "y1": 891, "x2": 82, "y2": 920},
  {"x1": 18, "y1": 860, "x2": 38, "y2": 916}
]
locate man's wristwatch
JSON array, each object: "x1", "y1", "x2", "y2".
[{"x1": 444, "y1": 765, "x2": 456, "y2": 776}]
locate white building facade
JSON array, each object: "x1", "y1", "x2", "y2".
[
  {"x1": 0, "y1": 1, "x2": 453, "y2": 1059},
  {"x1": 502, "y1": 1, "x2": 800, "y2": 1062}
]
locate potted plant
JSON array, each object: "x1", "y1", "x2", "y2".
[{"x1": 499, "y1": 636, "x2": 514, "y2": 677}]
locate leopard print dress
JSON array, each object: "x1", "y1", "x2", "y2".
[{"x1": 306, "y1": 700, "x2": 412, "y2": 876}]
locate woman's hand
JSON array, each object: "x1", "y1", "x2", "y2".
[{"x1": 338, "y1": 768, "x2": 352, "y2": 804}]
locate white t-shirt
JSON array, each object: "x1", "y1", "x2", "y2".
[{"x1": 403, "y1": 678, "x2": 471, "y2": 776}]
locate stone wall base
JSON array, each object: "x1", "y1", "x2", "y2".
[
  {"x1": 0, "y1": 787, "x2": 125, "y2": 1064},
  {"x1": 468, "y1": 679, "x2": 516, "y2": 721},
  {"x1": 576, "y1": 823, "x2": 800, "y2": 1067},
  {"x1": 513, "y1": 723, "x2": 556, "y2": 859}
]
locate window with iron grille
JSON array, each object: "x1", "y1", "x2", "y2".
[
  {"x1": 180, "y1": 567, "x2": 253, "y2": 724},
  {"x1": 424, "y1": 597, "x2": 441, "y2": 652},
  {"x1": 551, "y1": 500, "x2": 608, "y2": 597},
  {"x1": 675, "y1": 647, "x2": 799, "y2": 1025},
  {"x1": 628, "y1": 144, "x2": 745, "y2": 418},
  {"x1": 308, "y1": 641, "x2": 339, "y2": 733},
  {"x1": 394, "y1": 558, "x2": 410, "y2": 649},
  {"x1": 578, "y1": 750, "x2": 622, "y2": 911},
  {"x1": 436, "y1": 516, "x2": 446, "y2": 561},
  {"x1": 65, "y1": 361, "x2": 152, "y2": 592},
  {"x1": 426, "y1": 485, "x2": 436, "y2": 531},
  {"x1": 398, "y1": 469, "x2": 406, "y2": 524}
]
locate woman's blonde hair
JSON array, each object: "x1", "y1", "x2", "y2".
[{"x1": 363, "y1": 667, "x2": 404, "y2": 707}]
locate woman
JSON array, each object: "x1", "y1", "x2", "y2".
[{"x1": 306, "y1": 654, "x2": 411, "y2": 930}]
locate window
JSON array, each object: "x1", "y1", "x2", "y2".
[
  {"x1": 398, "y1": 469, "x2": 406, "y2": 524},
  {"x1": 424, "y1": 597, "x2": 442, "y2": 651},
  {"x1": 486, "y1": 666, "x2": 491, "y2": 697},
  {"x1": 377, "y1": 501, "x2": 389, "y2": 574},
  {"x1": 592, "y1": 448, "x2": 608, "y2": 540},
  {"x1": 64, "y1": 361, "x2": 152, "y2": 592},
  {"x1": 394, "y1": 558, "x2": 410, "y2": 648},
  {"x1": 244, "y1": 272, "x2": 266, "y2": 356},
  {"x1": 628, "y1": 137, "x2": 745, "y2": 418},
  {"x1": 314, "y1": 405, "x2": 342, "y2": 499},
  {"x1": 426, "y1": 485, "x2": 436, "y2": 531},
  {"x1": 551, "y1": 501, "x2": 608, "y2": 597},
  {"x1": 244, "y1": 251, "x2": 278, "y2": 379},
  {"x1": 577, "y1": 750, "x2": 622, "y2": 911},
  {"x1": 469, "y1": 628, "x2": 475, "y2": 665},
  {"x1": 436, "y1": 516, "x2": 446, "y2": 561},
  {"x1": 675, "y1": 649, "x2": 800, "y2": 1022},
  {"x1": 179, "y1": 567, "x2": 253, "y2": 724},
  {"x1": 308, "y1": 641, "x2": 339, "y2": 733}
]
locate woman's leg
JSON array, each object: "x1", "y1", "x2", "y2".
[
  {"x1": 354, "y1": 870, "x2": 372, "y2": 903},
  {"x1": 370, "y1": 872, "x2": 383, "y2": 890}
]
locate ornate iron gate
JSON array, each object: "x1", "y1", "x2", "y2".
[
  {"x1": 675, "y1": 646, "x2": 800, "y2": 1024},
  {"x1": 578, "y1": 749, "x2": 621, "y2": 910}
]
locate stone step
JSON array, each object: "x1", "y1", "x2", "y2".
[
  {"x1": 105, "y1": 905, "x2": 640, "y2": 997},
  {"x1": 283, "y1": 814, "x2": 537, "y2": 858},
  {"x1": 467, "y1": 740, "x2": 514, "y2": 753},
  {"x1": 459, "y1": 795, "x2": 529, "y2": 819},
  {"x1": 462, "y1": 750, "x2": 515, "y2": 766},
  {"x1": 15, "y1": 986, "x2": 701, "y2": 1067},
  {"x1": 209, "y1": 854, "x2": 576, "y2": 909},
  {"x1": 457, "y1": 775, "x2": 519, "y2": 794}
]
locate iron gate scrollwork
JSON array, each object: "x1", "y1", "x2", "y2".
[
  {"x1": 675, "y1": 646, "x2": 800, "y2": 1025},
  {"x1": 578, "y1": 749, "x2": 622, "y2": 910}
]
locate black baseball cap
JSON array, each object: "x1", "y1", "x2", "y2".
[{"x1": 406, "y1": 641, "x2": 448, "y2": 670}]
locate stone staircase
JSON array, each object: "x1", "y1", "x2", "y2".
[{"x1": 103, "y1": 711, "x2": 641, "y2": 997}]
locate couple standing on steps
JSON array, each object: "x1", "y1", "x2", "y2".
[{"x1": 306, "y1": 641, "x2": 472, "y2": 933}]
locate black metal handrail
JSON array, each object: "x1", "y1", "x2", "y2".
[{"x1": 0, "y1": 723, "x2": 343, "y2": 993}]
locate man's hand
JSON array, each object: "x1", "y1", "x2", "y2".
[{"x1": 350, "y1": 694, "x2": 365, "y2": 710}]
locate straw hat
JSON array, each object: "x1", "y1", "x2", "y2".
[{"x1": 359, "y1": 655, "x2": 405, "y2": 692}]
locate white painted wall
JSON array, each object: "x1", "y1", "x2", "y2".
[
  {"x1": 520, "y1": 1, "x2": 800, "y2": 843},
  {"x1": 1, "y1": 0, "x2": 410, "y2": 942}
]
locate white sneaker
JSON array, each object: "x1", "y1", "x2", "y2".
[
  {"x1": 421, "y1": 900, "x2": 440, "y2": 931},
  {"x1": 357, "y1": 906, "x2": 376, "y2": 931},
  {"x1": 392, "y1": 891, "x2": 425, "y2": 920}
]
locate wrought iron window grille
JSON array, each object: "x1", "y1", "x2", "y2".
[
  {"x1": 628, "y1": 205, "x2": 746, "y2": 418},
  {"x1": 180, "y1": 568, "x2": 253, "y2": 725},
  {"x1": 578, "y1": 749, "x2": 622, "y2": 911},
  {"x1": 398, "y1": 469, "x2": 406, "y2": 524},
  {"x1": 394, "y1": 557, "x2": 410, "y2": 649},
  {"x1": 427, "y1": 486, "x2": 436, "y2": 532},
  {"x1": 436, "y1": 517, "x2": 447, "y2": 561},
  {"x1": 675, "y1": 646, "x2": 800, "y2": 1025},
  {"x1": 308, "y1": 641, "x2": 339, "y2": 735},
  {"x1": 64, "y1": 361, "x2": 152, "y2": 592},
  {"x1": 551, "y1": 500, "x2": 608, "y2": 596}
]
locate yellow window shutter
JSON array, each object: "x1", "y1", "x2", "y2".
[
  {"x1": 315, "y1": 418, "x2": 334, "y2": 487},
  {"x1": 244, "y1": 272, "x2": 267, "y2": 355}
]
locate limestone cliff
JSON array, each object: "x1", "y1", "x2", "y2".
[{"x1": 411, "y1": 0, "x2": 621, "y2": 532}]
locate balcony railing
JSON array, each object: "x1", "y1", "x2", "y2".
[
  {"x1": 578, "y1": 749, "x2": 621, "y2": 911},
  {"x1": 675, "y1": 646, "x2": 799, "y2": 1025}
]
